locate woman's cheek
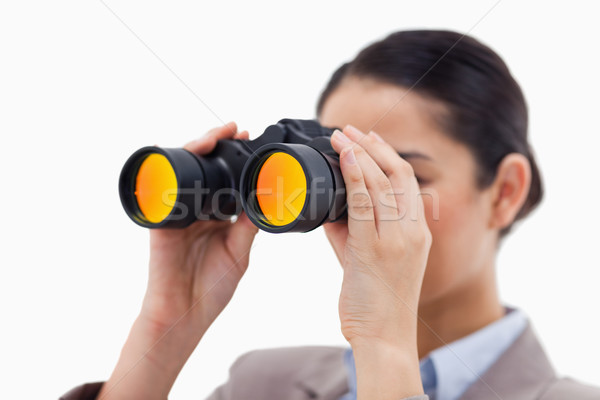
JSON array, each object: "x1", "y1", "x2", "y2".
[{"x1": 418, "y1": 184, "x2": 486, "y2": 303}]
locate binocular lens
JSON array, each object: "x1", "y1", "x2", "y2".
[
  {"x1": 134, "y1": 153, "x2": 178, "y2": 223},
  {"x1": 241, "y1": 142, "x2": 345, "y2": 233},
  {"x1": 120, "y1": 146, "x2": 211, "y2": 228},
  {"x1": 255, "y1": 152, "x2": 307, "y2": 226}
]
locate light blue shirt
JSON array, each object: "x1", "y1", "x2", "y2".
[{"x1": 339, "y1": 308, "x2": 527, "y2": 400}]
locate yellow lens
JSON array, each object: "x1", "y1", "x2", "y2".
[
  {"x1": 255, "y1": 152, "x2": 307, "y2": 226},
  {"x1": 134, "y1": 153, "x2": 178, "y2": 223}
]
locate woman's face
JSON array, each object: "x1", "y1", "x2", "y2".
[{"x1": 319, "y1": 76, "x2": 497, "y2": 306}]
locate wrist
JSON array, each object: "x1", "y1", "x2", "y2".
[
  {"x1": 351, "y1": 337, "x2": 419, "y2": 365},
  {"x1": 351, "y1": 339, "x2": 423, "y2": 400},
  {"x1": 97, "y1": 315, "x2": 205, "y2": 399},
  {"x1": 131, "y1": 313, "x2": 206, "y2": 371}
]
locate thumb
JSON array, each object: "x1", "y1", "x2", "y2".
[{"x1": 225, "y1": 213, "x2": 259, "y2": 260}]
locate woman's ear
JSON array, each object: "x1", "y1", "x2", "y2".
[{"x1": 488, "y1": 153, "x2": 532, "y2": 231}]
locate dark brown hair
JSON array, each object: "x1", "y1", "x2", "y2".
[{"x1": 317, "y1": 30, "x2": 543, "y2": 236}]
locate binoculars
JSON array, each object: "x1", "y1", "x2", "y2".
[{"x1": 119, "y1": 119, "x2": 347, "y2": 233}]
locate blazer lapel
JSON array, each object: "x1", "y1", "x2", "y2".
[
  {"x1": 293, "y1": 347, "x2": 349, "y2": 400},
  {"x1": 460, "y1": 323, "x2": 556, "y2": 399}
]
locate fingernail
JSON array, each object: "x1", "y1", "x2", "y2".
[
  {"x1": 345, "y1": 124, "x2": 364, "y2": 137},
  {"x1": 332, "y1": 129, "x2": 352, "y2": 144},
  {"x1": 342, "y1": 148, "x2": 356, "y2": 164},
  {"x1": 369, "y1": 131, "x2": 385, "y2": 143}
]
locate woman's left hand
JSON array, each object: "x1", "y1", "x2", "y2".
[{"x1": 325, "y1": 124, "x2": 432, "y2": 399}]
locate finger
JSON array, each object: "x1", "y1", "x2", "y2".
[
  {"x1": 330, "y1": 127, "x2": 352, "y2": 155},
  {"x1": 205, "y1": 121, "x2": 238, "y2": 140},
  {"x1": 234, "y1": 130, "x2": 249, "y2": 140},
  {"x1": 333, "y1": 130, "x2": 399, "y2": 231},
  {"x1": 351, "y1": 126, "x2": 427, "y2": 229},
  {"x1": 343, "y1": 125, "x2": 419, "y2": 213},
  {"x1": 352, "y1": 143, "x2": 399, "y2": 225},
  {"x1": 338, "y1": 146, "x2": 377, "y2": 242},
  {"x1": 184, "y1": 121, "x2": 238, "y2": 155},
  {"x1": 225, "y1": 212, "x2": 259, "y2": 261}
]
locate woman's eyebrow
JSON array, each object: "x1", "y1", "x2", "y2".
[{"x1": 397, "y1": 151, "x2": 433, "y2": 161}]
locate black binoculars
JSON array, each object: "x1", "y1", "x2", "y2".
[{"x1": 119, "y1": 119, "x2": 347, "y2": 233}]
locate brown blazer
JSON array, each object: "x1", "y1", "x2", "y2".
[{"x1": 61, "y1": 323, "x2": 600, "y2": 400}]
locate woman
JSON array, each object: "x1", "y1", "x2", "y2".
[{"x1": 62, "y1": 30, "x2": 600, "y2": 399}]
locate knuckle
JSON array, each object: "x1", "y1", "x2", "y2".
[
  {"x1": 391, "y1": 159, "x2": 414, "y2": 177},
  {"x1": 367, "y1": 130, "x2": 387, "y2": 146},
  {"x1": 411, "y1": 225, "x2": 432, "y2": 248},
  {"x1": 364, "y1": 132, "x2": 377, "y2": 145},
  {"x1": 349, "y1": 172, "x2": 364, "y2": 185},
  {"x1": 348, "y1": 193, "x2": 373, "y2": 216},
  {"x1": 390, "y1": 239, "x2": 407, "y2": 255},
  {"x1": 423, "y1": 227, "x2": 433, "y2": 246},
  {"x1": 375, "y1": 175, "x2": 392, "y2": 191},
  {"x1": 353, "y1": 145, "x2": 366, "y2": 156},
  {"x1": 399, "y1": 159, "x2": 415, "y2": 175},
  {"x1": 353, "y1": 195, "x2": 372, "y2": 210}
]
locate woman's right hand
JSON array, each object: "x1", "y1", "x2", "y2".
[
  {"x1": 97, "y1": 122, "x2": 258, "y2": 400},
  {"x1": 142, "y1": 121, "x2": 259, "y2": 341}
]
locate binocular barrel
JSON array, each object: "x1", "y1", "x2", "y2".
[{"x1": 119, "y1": 119, "x2": 346, "y2": 233}]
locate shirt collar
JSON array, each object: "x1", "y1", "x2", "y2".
[
  {"x1": 342, "y1": 308, "x2": 528, "y2": 400},
  {"x1": 423, "y1": 308, "x2": 528, "y2": 400}
]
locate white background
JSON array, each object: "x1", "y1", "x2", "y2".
[{"x1": 1, "y1": 1, "x2": 599, "y2": 399}]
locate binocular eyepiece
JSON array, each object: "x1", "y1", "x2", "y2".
[{"x1": 119, "y1": 119, "x2": 347, "y2": 233}]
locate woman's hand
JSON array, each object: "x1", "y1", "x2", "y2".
[
  {"x1": 97, "y1": 122, "x2": 258, "y2": 400},
  {"x1": 326, "y1": 125, "x2": 432, "y2": 399},
  {"x1": 142, "y1": 122, "x2": 258, "y2": 341}
]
